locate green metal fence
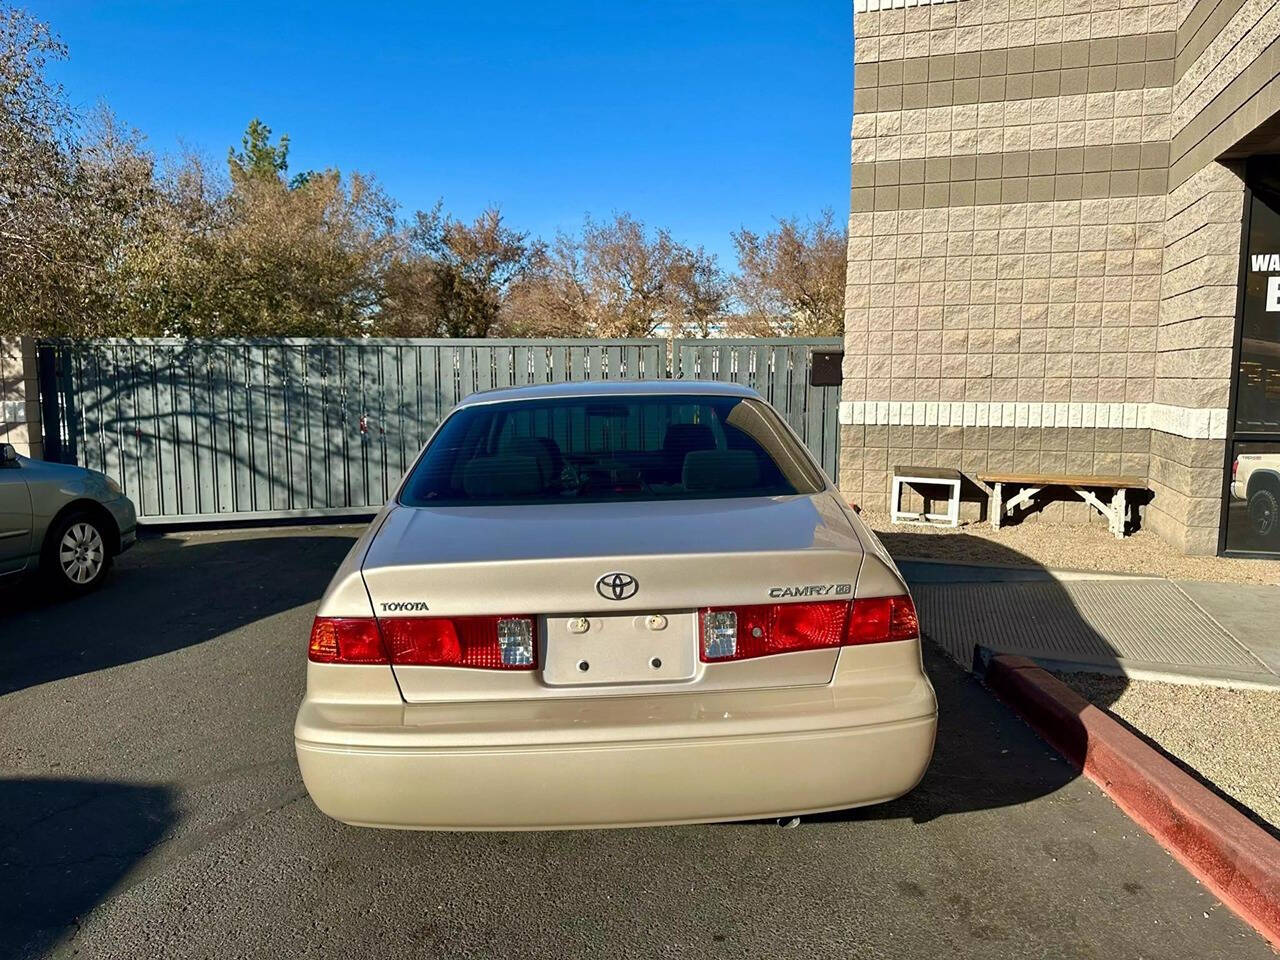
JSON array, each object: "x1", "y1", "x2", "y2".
[{"x1": 39, "y1": 337, "x2": 841, "y2": 523}]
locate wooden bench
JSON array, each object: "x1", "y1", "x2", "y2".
[
  {"x1": 891, "y1": 465, "x2": 963, "y2": 527},
  {"x1": 978, "y1": 472, "x2": 1146, "y2": 539}
]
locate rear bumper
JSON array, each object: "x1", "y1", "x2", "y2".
[{"x1": 295, "y1": 675, "x2": 937, "y2": 830}]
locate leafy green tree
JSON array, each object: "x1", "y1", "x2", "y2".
[
  {"x1": 86, "y1": 117, "x2": 394, "y2": 338},
  {"x1": 228, "y1": 118, "x2": 289, "y2": 181}
]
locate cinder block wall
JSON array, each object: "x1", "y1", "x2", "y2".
[
  {"x1": 1148, "y1": 161, "x2": 1243, "y2": 553},
  {"x1": 0, "y1": 338, "x2": 42, "y2": 459},
  {"x1": 843, "y1": 0, "x2": 1174, "y2": 525},
  {"x1": 843, "y1": 0, "x2": 1280, "y2": 552},
  {"x1": 1146, "y1": 0, "x2": 1280, "y2": 554}
]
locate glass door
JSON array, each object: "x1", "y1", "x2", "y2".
[{"x1": 1222, "y1": 166, "x2": 1280, "y2": 556}]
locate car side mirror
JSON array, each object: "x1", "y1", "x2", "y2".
[{"x1": 0, "y1": 443, "x2": 19, "y2": 465}]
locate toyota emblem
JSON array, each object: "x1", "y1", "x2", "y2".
[{"x1": 596, "y1": 572, "x2": 639, "y2": 601}]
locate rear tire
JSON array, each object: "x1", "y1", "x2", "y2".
[
  {"x1": 43, "y1": 512, "x2": 113, "y2": 595},
  {"x1": 1248, "y1": 484, "x2": 1280, "y2": 540}
]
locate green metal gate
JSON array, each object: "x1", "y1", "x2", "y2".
[{"x1": 39, "y1": 337, "x2": 841, "y2": 523}]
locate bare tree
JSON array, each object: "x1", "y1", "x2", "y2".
[
  {"x1": 501, "y1": 230, "x2": 594, "y2": 337},
  {"x1": 667, "y1": 244, "x2": 728, "y2": 338},
  {"x1": 731, "y1": 210, "x2": 847, "y2": 337},
  {"x1": 378, "y1": 204, "x2": 537, "y2": 338},
  {"x1": 507, "y1": 213, "x2": 728, "y2": 339}
]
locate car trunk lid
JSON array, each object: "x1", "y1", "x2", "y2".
[{"x1": 361, "y1": 494, "x2": 866, "y2": 701}]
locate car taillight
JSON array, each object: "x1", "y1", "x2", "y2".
[
  {"x1": 1233, "y1": 458, "x2": 1239, "y2": 479},
  {"x1": 844, "y1": 595, "x2": 920, "y2": 645},
  {"x1": 309, "y1": 617, "x2": 389, "y2": 664},
  {"x1": 379, "y1": 616, "x2": 537, "y2": 669},
  {"x1": 699, "y1": 596, "x2": 919, "y2": 662},
  {"x1": 308, "y1": 615, "x2": 537, "y2": 669}
]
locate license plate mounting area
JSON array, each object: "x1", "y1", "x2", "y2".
[{"x1": 542, "y1": 612, "x2": 697, "y2": 686}]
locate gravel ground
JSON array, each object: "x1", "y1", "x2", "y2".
[
  {"x1": 859, "y1": 509, "x2": 1280, "y2": 584},
  {"x1": 1057, "y1": 672, "x2": 1280, "y2": 831}
]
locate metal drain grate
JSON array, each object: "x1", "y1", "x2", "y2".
[{"x1": 913, "y1": 580, "x2": 1266, "y2": 674}]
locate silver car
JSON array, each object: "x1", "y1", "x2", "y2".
[
  {"x1": 295, "y1": 381, "x2": 937, "y2": 829},
  {"x1": 0, "y1": 442, "x2": 138, "y2": 593}
]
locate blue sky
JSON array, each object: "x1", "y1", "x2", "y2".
[{"x1": 31, "y1": 1, "x2": 851, "y2": 264}]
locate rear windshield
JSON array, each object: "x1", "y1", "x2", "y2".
[{"x1": 399, "y1": 393, "x2": 824, "y2": 506}]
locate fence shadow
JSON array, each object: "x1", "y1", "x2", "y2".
[
  {"x1": 0, "y1": 530, "x2": 359, "y2": 694},
  {"x1": 0, "y1": 777, "x2": 176, "y2": 960}
]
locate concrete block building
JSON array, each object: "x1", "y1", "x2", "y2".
[{"x1": 842, "y1": 0, "x2": 1280, "y2": 556}]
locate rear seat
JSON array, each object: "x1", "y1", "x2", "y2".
[
  {"x1": 461, "y1": 455, "x2": 544, "y2": 498},
  {"x1": 682, "y1": 450, "x2": 760, "y2": 491}
]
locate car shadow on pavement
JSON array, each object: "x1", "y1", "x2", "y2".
[
  {"x1": 0, "y1": 530, "x2": 359, "y2": 695},
  {"x1": 0, "y1": 777, "x2": 176, "y2": 960},
  {"x1": 814, "y1": 530, "x2": 1129, "y2": 825}
]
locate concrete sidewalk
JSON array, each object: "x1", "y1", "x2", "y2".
[{"x1": 899, "y1": 560, "x2": 1280, "y2": 689}]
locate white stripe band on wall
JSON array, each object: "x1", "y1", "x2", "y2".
[
  {"x1": 837, "y1": 401, "x2": 1230, "y2": 440},
  {"x1": 854, "y1": 0, "x2": 958, "y2": 12}
]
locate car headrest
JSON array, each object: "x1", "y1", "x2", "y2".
[
  {"x1": 500, "y1": 436, "x2": 562, "y2": 488},
  {"x1": 461, "y1": 455, "x2": 544, "y2": 499},
  {"x1": 662, "y1": 423, "x2": 715, "y2": 456},
  {"x1": 682, "y1": 450, "x2": 761, "y2": 492}
]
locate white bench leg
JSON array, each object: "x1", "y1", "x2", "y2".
[
  {"x1": 890, "y1": 477, "x2": 903, "y2": 524},
  {"x1": 948, "y1": 480, "x2": 960, "y2": 527},
  {"x1": 1110, "y1": 488, "x2": 1127, "y2": 539},
  {"x1": 990, "y1": 482, "x2": 1003, "y2": 530}
]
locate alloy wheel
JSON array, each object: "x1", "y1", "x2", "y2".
[{"x1": 59, "y1": 522, "x2": 105, "y2": 585}]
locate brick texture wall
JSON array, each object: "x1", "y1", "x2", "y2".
[
  {"x1": 1148, "y1": 160, "x2": 1244, "y2": 552},
  {"x1": 844, "y1": 0, "x2": 1280, "y2": 551},
  {"x1": 844, "y1": 0, "x2": 1175, "y2": 524}
]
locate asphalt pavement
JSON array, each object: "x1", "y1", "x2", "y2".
[{"x1": 0, "y1": 527, "x2": 1272, "y2": 959}]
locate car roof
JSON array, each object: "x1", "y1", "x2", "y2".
[{"x1": 455, "y1": 379, "x2": 761, "y2": 407}]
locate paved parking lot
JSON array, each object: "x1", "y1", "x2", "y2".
[{"x1": 0, "y1": 527, "x2": 1271, "y2": 959}]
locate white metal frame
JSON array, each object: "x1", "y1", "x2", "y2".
[
  {"x1": 890, "y1": 471, "x2": 961, "y2": 527},
  {"x1": 989, "y1": 481, "x2": 1130, "y2": 539}
]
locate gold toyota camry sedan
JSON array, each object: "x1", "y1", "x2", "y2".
[{"x1": 295, "y1": 380, "x2": 937, "y2": 829}]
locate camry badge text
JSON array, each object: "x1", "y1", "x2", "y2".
[{"x1": 769, "y1": 583, "x2": 852, "y2": 598}]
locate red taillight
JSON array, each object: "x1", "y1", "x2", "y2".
[
  {"x1": 1233, "y1": 458, "x2": 1239, "y2": 479},
  {"x1": 379, "y1": 616, "x2": 537, "y2": 670},
  {"x1": 699, "y1": 596, "x2": 919, "y2": 662},
  {"x1": 844, "y1": 595, "x2": 919, "y2": 645},
  {"x1": 308, "y1": 617, "x2": 389, "y2": 664},
  {"x1": 700, "y1": 601, "x2": 847, "y2": 661},
  {"x1": 308, "y1": 615, "x2": 536, "y2": 669}
]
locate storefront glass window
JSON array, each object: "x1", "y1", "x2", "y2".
[
  {"x1": 1234, "y1": 191, "x2": 1280, "y2": 433},
  {"x1": 1225, "y1": 183, "x2": 1280, "y2": 555},
  {"x1": 1224, "y1": 440, "x2": 1280, "y2": 552}
]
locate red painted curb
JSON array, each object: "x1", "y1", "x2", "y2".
[{"x1": 981, "y1": 653, "x2": 1280, "y2": 948}]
